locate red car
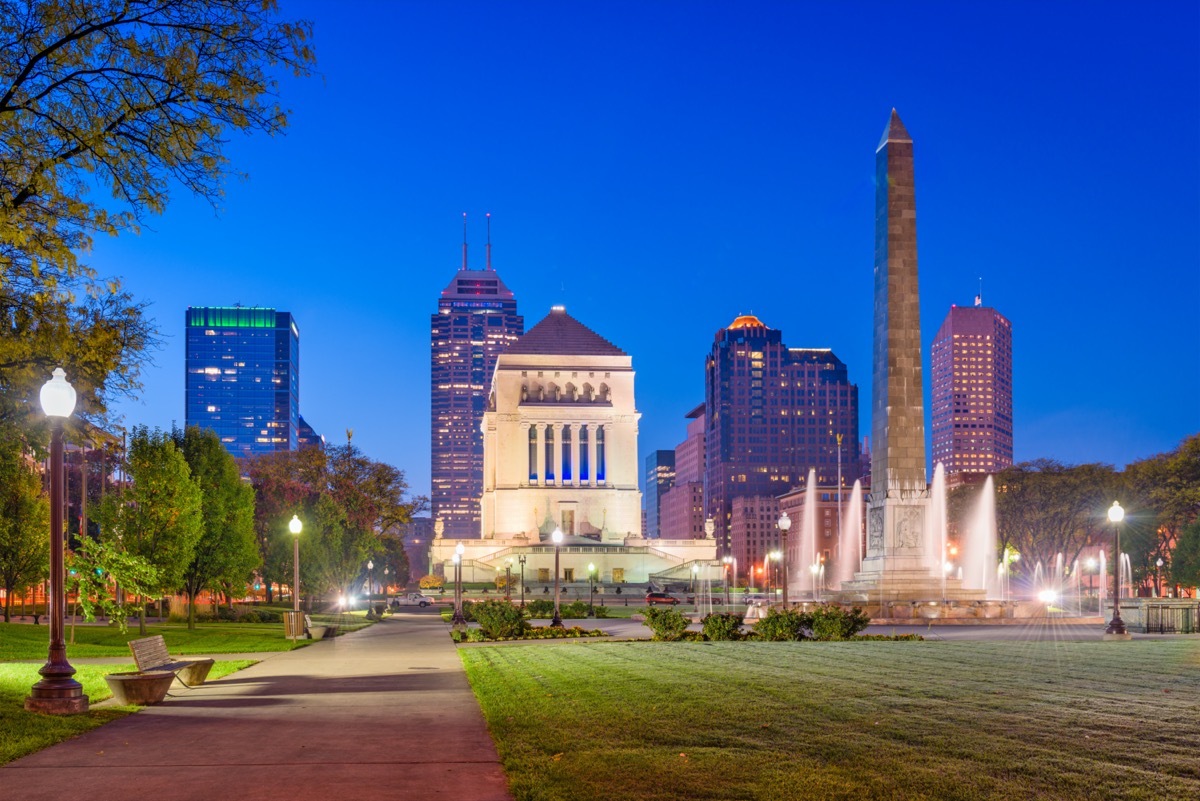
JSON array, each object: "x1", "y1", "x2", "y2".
[{"x1": 645, "y1": 592, "x2": 680, "y2": 606}]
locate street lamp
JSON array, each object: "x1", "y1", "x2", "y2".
[
  {"x1": 551, "y1": 528, "x2": 564, "y2": 627},
  {"x1": 26, "y1": 368, "x2": 88, "y2": 715},
  {"x1": 366, "y1": 560, "x2": 375, "y2": 619},
  {"x1": 288, "y1": 515, "x2": 302, "y2": 612},
  {"x1": 452, "y1": 543, "x2": 466, "y2": 625},
  {"x1": 587, "y1": 562, "x2": 596, "y2": 617},
  {"x1": 778, "y1": 511, "x2": 792, "y2": 606},
  {"x1": 1156, "y1": 557, "x2": 1164, "y2": 598},
  {"x1": 1105, "y1": 501, "x2": 1128, "y2": 638},
  {"x1": 505, "y1": 558, "x2": 513, "y2": 602},
  {"x1": 517, "y1": 554, "x2": 527, "y2": 607}
]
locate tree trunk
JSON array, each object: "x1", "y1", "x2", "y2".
[
  {"x1": 187, "y1": 588, "x2": 197, "y2": 631},
  {"x1": 138, "y1": 599, "x2": 147, "y2": 635},
  {"x1": 265, "y1": 582, "x2": 274, "y2": 604}
]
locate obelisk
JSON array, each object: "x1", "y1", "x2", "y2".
[
  {"x1": 860, "y1": 109, "x2": 934, "y2": 582},
  {"x1": 839, "y1": 111, "x2": 984, "y2": 602}
]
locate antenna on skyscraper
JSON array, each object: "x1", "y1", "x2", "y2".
[
  {"x1": 975, "y1": 276, "x2": 983, "y2": 307},
  {"x1": 461, "y1": 212, "x2": 468, "y2": 270},
  {"x1": 486, "y1": 212, "x2": 492, "y2": 271}
]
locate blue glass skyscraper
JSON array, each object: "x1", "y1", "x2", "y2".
[{"x1": 185, "y1": 306, "x2": 300, "y2": 458}]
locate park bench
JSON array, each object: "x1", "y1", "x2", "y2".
[
  {"x1": 304, "y1": 614, "x2": 336, "y2": 640},
  {"x1": 129, "y1": 635, "x2": 214, "y2": 687}
]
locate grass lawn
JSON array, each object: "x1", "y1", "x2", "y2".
[
  {"x1": 0, "y1": 660, "x2": 253, "y2": 765},
  {"x1": 462, "y1": 638, "x2": 1200, "y2": 801},
  {"x1": 0, "y1": 621, "x2": 305, "y2": 660}
]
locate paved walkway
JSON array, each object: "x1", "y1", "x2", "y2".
[{"x1": 1, "y1": 611, "x2": 512, "y2": 801}]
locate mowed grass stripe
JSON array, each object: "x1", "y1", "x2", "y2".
[{"x1": 462, "y1": 639, "x2": 1200, "y2": 801}]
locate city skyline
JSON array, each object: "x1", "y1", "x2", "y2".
[{"x1": 86, "y1": 2, "x2": 1197, "y2": 498}]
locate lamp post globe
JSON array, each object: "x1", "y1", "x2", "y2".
[
  {"x1": 777, "y1": 511, "x2": 792, "y2": 605},
  {"x1": 551, "y1": 528, "x2": 564, "y2": 627},
  {"x1": 26, "y1": 369, "x2": 87, "y2": 714},
  {"x1": 1104, "y1": 501, "x2": 1128, "y2": 638}
]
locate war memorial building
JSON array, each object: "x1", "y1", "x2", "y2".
[{"x1": 429, "y1": 307, "x2": 717, "y2": 587}]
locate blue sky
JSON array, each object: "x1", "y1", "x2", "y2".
[{"x1": 91, "y1": 1, "x2": 1199, "y2": 500}]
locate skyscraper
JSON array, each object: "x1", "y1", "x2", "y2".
[
  {"x1": 704, "y1": 314, "x2": 860, "y2": 552},
  {"x1": 643, "y1": 450, "x2": 675, "y2": 539},
  {"x1": 431, "y1": 234, "x2": 523, "y2": 539},
  {"x1": 185, "y1": 306, "x2": 299, "y2": 459},
  {"x1": 930, "y1": 302, "x2": 1014, "y2": 477}
]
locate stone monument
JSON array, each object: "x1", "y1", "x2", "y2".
[{"x1": 840, "y1": 110, "x2": 982, "y2": 602}]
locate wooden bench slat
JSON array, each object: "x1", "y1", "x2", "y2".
[{"x1": 128, "y1": 635, "x2": 213, "y2": 688}]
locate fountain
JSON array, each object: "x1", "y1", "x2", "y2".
[
  {"x1": 962, "y1": 476, "x2": 1000, "y2": 596},
  {"x1": 802, "y1": 469, "x2": 818, "y2": 598},
  {"x1": 833, "y1": 480, "x2": 864, "y2": 590}
]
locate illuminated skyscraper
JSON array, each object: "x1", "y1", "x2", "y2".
[
  {"x1": 431, "y1": 237, "x2": 523, "y2": 540},
  {"x1": 643, "y1": 450, "x2": 675, "y2": 539},
  {"x1": 930, "y1": 301, "x2": 1013, "y2": 477},
  {"x1": 704, "y1": 314, "x2": 861, "y2": 553},
  {"x1": 185, "y1": 306, "x2": 299, "y2": 458}
]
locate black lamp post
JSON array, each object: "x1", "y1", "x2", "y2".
[
  {"x1": 587, "y1": 562, "x2": 596, "y2": 617},
  {"x1": 26, "y1": 368, "x2": 88, "y2": 715},
  {"x1": 505, "y1": 559, "x2": 513, "y2": 602},
  {"x1": 365, "y1": 559, "x2": 375, "y2": 620},
  {"x1": 451, "y1": 543, "x2": 466, "y2": 626},
  {"x1": 550, "y1": 528, "x2": 564, "y2": 627},
  {"x1": 517, "y1": 554, "x2": 527, "y2": 607},
  {"x1": 289, "y1": 515, "x2": 302, "y2": 612},
  {"x1": 1104, "y1": 501, "x2": 1128, "y2": 637}
]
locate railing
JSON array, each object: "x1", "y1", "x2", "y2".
[{"x1": 1143, "y1": 604, "x2": 1198, "y2": 634}]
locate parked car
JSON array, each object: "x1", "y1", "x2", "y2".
[
  {"x1": 645, "y1": 591, "x2": 680, "y2": 606},
  {"x1": 391, "y1": 592, "x2": 435, "y2": 608}
]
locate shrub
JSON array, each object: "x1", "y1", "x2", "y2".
[
  {"x1": 524, "y1": 598, "x2": 556, "y2": 618},
  {"x1": 561, "y1": 600, "x2": 589, "y2": 618},
  {"x1": 521, "y1": 626, "x2": 606, "y2": 639},
  {"x1": 702, "y1": 612, "x2": 744, "y2": 641},
  {"x1": 460, "y1": 599, "x2": 476, "y2": 622},
  {"x1": 418, "y1": 574, "x2": 445, "y2": 590},
  {"x1": 473, "y1": 599, "x2": 529, "y2": 639},
  {"x1": 810, "y1": 605, "x2": 871, "y2": 641},
  {"x1": 753, "y1": 608, "x2": 811, "y2": 641},
  {"x1": 854, "y1": 633, "x2": 924, "y2": 641},
  {"x1": 643, "y1": 606, "x2": 689, "y2": 641},
  {"x1": 450, "y1": 628, "x2": 486, "y2": 643}
]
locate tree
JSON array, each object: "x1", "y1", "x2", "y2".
[
  {"x1": 244, "y1": 445, "x2": 326, "y2": 602},
  {"x1": 175, "y1": 426, "x2": 258, "y2": 629},
  {"x1": 67, "y1": 536, "x2": 158, "y2": 633},
  {"x1": 1125, "y1": 434, "x2": 1200, "y2": 592},
  {"x1": 993, "y1": 460, "x2": 1119, "y2": 579},
  {"x1": 1171, "y1": 521, "x2": 1200, "y2": 596},
  {"x1": 245, "y1": 437, "x2": 424, "y2": 607},
  {"x1": 0, "y1": 0, "x2": 315, "y2": 430},
  {"x1": 0, "y1": 433, "x2": 48, "y2": 621},
  {"x1": 95, "y1": 425, "x2": 201, "y2": 632}
]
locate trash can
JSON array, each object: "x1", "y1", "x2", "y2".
[{"x1": 283, "y1": 610, "x2": 305, "y2": 640}]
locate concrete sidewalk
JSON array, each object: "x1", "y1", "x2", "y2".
[{"x1": 1, "y1": 611, "x2": 512, "y2": 801}]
